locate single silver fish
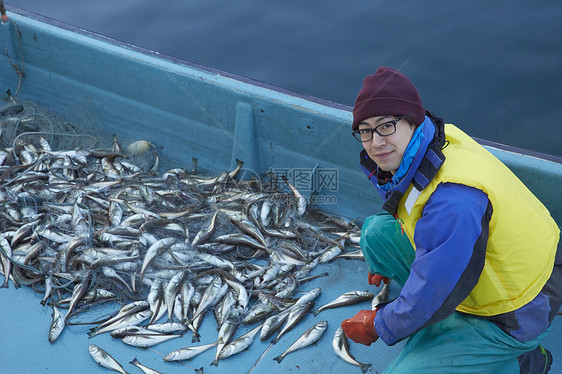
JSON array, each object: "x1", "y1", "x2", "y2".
[
  {"x1": 273, "y1": 275, "x2": 298, "y2": 299},
  {"x1": 191, "y1": 209, "x2": 219, "y2": 246},
  {"x1": 139, "y1": 237, "x2": 175, "y2": 277},
  {"x1": 282, "y1": 175, "x2": 307, "y2": 216},
  {"x1": 48, "y1": 305, "x2": 65, "y2": 343},
  {"x1": 272, "y1": 301, "x2": 315, "y2": 344},
  {"x1": 89, "y1": 301, "x2": 150, "y2": 336},
  {"x1": 241, "y1": 300, "x2": 276, "y2": 325},
  {"x1": 188, "y1": 311, "x2": 205, "y2": 343},
  {"x1": 215, "y1": 233, "x2": 269, "y2": 252},
  {"x1": 191, "y1": 276, "x2": 228, "y2": 322},
  {"x1": 10, "y1": 221, "x2": 35, "y2": 248},
  {"x1": 163, "y1": 342, "x2": 217, "y2": 361},
  {"x1": 333, "y1": 249, "x2": 364, "y2": 261},
  {"x1": 108, "y1": 199, "x2": 124, "y2": 227},
  {"x1": 312, "y1": 291, "x2": 374, "y2": 316},
  {"x1": 197, "y1": 252, "x2": 235, "y2": 270},
  {"x1": 110, "y1": 326, "x2": 156, "y2": 339},
  {"x1": 260, "y1": 200, "x2": 272, "y2": 227},
  {"x1": 293, "y1": 287, "x2": 321, "y2": 308},
  {"x1": 174, "y1": 281, "x2": 195, "y2": 324},
  {"x1": 254, "y1": 263, "x2": 282, "y2": 288},
  {"x1": 270, "y1": 251, "x2": 307, "y2": 266},
  {"x1": 146, "y1": 280, "x2": 167, "y2": 325},
  {"x1": 332, "y1": 327, "x2": 372, "y2": 373},
  {"x1": 223, "y1": 276, "x2": 249, "y2": 311},
  {"x1": 217, "y1": 323, "x2": 263, "y2": 362},
  {"x1": 229, "y1": 217, "x2": 267, "y2": 247},
  {"x1": 164, "y1": 271, "x2": 186, "y2": 321},
  {"x1": 89, "y1": 309, "x2": 152, "y2": 337},
  {"x1": 214, "y1": 290, "x2": 238, "y2": 328},
  {"x1": 129, "y1": 358, "x2": 162, "y2": 374},
  {"x1": 210, "y1": 318, "x2": 238, "y2": 366},
  {"x1": 65, "y1": 271, "x2": 93, "y2": 321},
  {"x1": 273, "y1": 320, "x2": 328, "y2": 363},
  {"x1": 0, "y1": 233, "x2": 14, "y2": 288},
  {"x1": 34, "y1": 226, "x2": 73, "y2": 244},
  {"x1": 318, "y1": 245, "x2": 343, "y2": 263},
  {"x1": 260, "y1": 309, "x2": 291, "y2": 341},
  {"x1": 122, "y1": 333, "x2": 182, "y2": 348},
  {"x1": 146, "y1": 321, "x2": 188, "y2": 334},
  {"x1": 88, "y1": 344, "x2": 128, "y2": 374}
]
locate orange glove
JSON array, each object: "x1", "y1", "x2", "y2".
[
  {"x1": 341, "y1": 309, "x2": 379, "y2": 346},
  {"x1": 368, "y1": 272, "x2": 390, "y2": 287}
]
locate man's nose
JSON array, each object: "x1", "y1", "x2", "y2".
[{"x1": 370, "y1": 132, "x2": 386, "y2": 147}]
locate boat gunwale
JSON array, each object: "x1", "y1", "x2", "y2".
[{"x1": 4, "y1": 4, "x2": 562, "y2": 166}]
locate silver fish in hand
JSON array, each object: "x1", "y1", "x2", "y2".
[
  {"x1": 312, "y1": 290, "x2": 374, "y2": 316},
  {"x1": 372, "y1": 280, "x2": 391, "y2": 310}
]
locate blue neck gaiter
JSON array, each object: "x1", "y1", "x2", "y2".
[{"x1": 378, "y1": 118, "x2": 427, "y2": 192}]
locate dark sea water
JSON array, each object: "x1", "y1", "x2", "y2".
[{"x1": 7, "y1": 0, "x2": 562, "y2": 157}]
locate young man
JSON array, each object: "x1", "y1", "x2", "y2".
[{"x1": 341, "y1": 67, "x2": 561, "y2": 373}]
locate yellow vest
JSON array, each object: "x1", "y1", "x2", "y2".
[{"x1": 397, "y1": 124, "x2": 560, "y2": 316}]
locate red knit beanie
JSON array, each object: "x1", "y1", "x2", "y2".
[{"x1": 352, "y1": 67, "x2": 425, "y2": 130}]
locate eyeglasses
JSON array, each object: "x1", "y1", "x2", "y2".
[{"x1": 352, "y1": 117, "x2": 402, "y2": 142}]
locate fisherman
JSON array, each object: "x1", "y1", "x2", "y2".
[{"x1": 340, "y1": 67, "x2": 561, "y2": 373}]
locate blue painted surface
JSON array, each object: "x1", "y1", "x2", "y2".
[
  {"x1": 0, "y1": 261, "x2": 406, "y2": 374},
  {"x1": 0, "y1": 9, "x2": 560, "y2": 374}
]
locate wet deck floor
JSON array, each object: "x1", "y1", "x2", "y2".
[{"x1": 1, "y1": 256, "x2": 560, "y2": 373}]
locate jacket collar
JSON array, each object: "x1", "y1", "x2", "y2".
[{"x1": 359, "y1": 111, "x2": 447, "y2": 215}]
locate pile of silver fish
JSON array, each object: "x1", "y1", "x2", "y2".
[{"x1": 0, "y1": 102, "x2": 385, "y2": 373}]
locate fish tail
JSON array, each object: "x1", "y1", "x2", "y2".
[
  {"x1": 194, "y1": 368, "x2": 204, "y2": 374},
  {"x1": 210, "y1": 359, "x2": 219, "y2": 366},
  {"x1": 273, "y1": 355, "x2": 284, "y2": 363},
  {"x1": 129, "y1": 358, "x2": 140, "y2": 365},
  {"x1": 360, "y1": 363, "x2": 372, "y2": 373},
  {"x1": 311, "y1": 309, "x2": 320, "y2": 317},
  {"x1": 191, "y1": 333, "x2": 201, "y2": 343}
]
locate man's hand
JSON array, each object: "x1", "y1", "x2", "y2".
[
  {"x1": 341, "y1": 309, "x2": 379, "y2": 346},
  {"x1": 368, "y1": 272, "x2": 390, "y2": 287}
]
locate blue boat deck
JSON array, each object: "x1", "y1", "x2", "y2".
[
  {"x1": 1, "y1": 269, "x2": 561, "y2": 373},
  {"x1": 1, "y1": 261, "x2": 403, "y2": 374},
  {"x1": 0, "y1": 7, "x2": 561, "y2": 374}
]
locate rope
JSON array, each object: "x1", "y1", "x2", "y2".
[{"x1": 1, "y1": 3, "x2": 25, "y2": 98}]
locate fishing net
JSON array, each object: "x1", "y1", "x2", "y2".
[
  {"x1": 0, "y1": 101, "x2": 97, "y2": 150},
  {"x1": 0, "y1": 100, "x2": 161, "y2": 170}
]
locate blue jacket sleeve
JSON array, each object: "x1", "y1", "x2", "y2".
[{"x1": 374, "y1": 182, "x2": 492, "y2": 345}]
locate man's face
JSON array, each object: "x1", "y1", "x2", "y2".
[{"x1": 358, "y1": 116, "x2": 416, "y2": 174}]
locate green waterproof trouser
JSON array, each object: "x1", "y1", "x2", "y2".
[{"x1": 361, "y1": 212, "x2": 551, "y2": 374}]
